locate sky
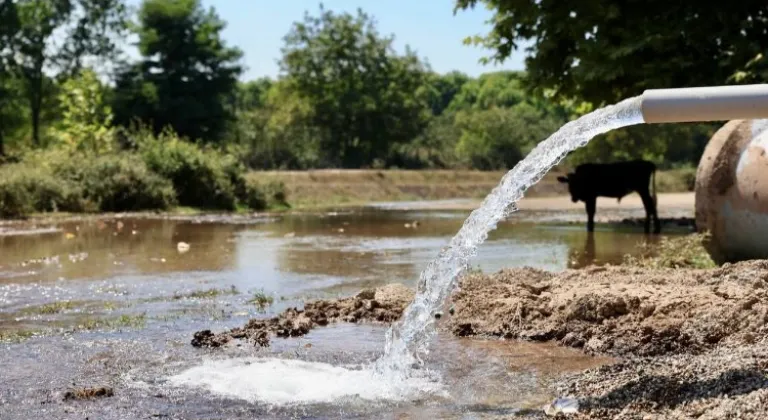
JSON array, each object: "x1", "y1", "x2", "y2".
[{"x1": 125, "y1": 0, "x2": 528, "y2": 81}]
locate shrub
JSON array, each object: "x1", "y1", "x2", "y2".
[
  {"x1": 243, "y1": 176, "x2": 288, "y2": 210},
  {"x1": 137, "y1": 131, "x2": 241, "y2": 210},
  {"x1": 0, "y1": 164, "x2": 82, "y2": 218},
  {"x1": 54, "y1": 154, "x2": 176, "y2": 212},
  {"x1": 656, "y1": 166, "x2": 697, "y2": 193},
  {"x1": 622, "y1": 233, "x2": 716, "y2": 269}
]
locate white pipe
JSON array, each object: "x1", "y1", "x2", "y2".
[{"x1": 641, "y1": 84, "x2": 768, "y2": 123}]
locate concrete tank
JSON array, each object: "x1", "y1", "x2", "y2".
[{"x1": 695, "y1": 119, "x2": 768, "y2": 263}]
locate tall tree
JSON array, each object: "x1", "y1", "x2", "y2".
[
  {"x1": 4, "y1": 0, "x2": 127, "y2": 146},
  {"x1": 113, "y1": 0, "x2": 243, "y2": 142},
  {"x1": 279, "y1": 5, "x2": 431, "y2": 168},
  {"x1": 0, "y1": 0, "x2": 21, "y2": 155},
  {"x1": 454, "y1": 1, "x2": 768, "y2": 106},
  {"x1": 423, "y1": 71, "x2": 470, "y2": 116}
]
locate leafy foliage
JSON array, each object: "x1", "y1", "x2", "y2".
[
  {"x1": 137, "y1": 129, "x2": 245, "y2": 210},
  {"x1": 455, "y1": 103, "x2": 563, "y2": 170},
  {"x1": 52, "y1": 69, "x2": 115, "y2": 153},
  {"x1": 623, "y1": 233, "x2": 716, "y2": 269},
  {"x1": 54, "y1": 153, "x2": 177, "y2": 212},
  {"x1": 112, "y1": 0, "x2": 243, "y2": 142},
  {"x1": 2, "y1": 0, "x2": 128, "y2": 145},
  {"x1": 279, "y1": 5, "x2": 431, "y2": 168},
  {"x1": 0, "y1": 1, "x2": 736, "y2": 218},
  {"x1": 454, "y1": 0, "x2": 768, "y2": 106}
]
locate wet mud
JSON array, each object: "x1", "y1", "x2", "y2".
[
  {"x1": 446, "y1": 261, "x2": 768, "y2": 418},
  {"x1": 196, "y1": 260, "x2": 768, "y2": 418},
  {"x1": 191, "y1": 284, "x2": 413, "y2": 348}
]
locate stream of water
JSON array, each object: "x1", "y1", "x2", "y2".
[
  {"x1": 162, "y1": 96, "x2": 647, "y2": 408},
  {"x1": 372, "y1": 96, "x2": 646, "y2": 382}
]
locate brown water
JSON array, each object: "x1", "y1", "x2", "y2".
[{"x1": 0, "y1": 206, "x2": 690, "y2": 419}]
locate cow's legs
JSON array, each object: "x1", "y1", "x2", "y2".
[
  {"x1": 639, "y1": 191, "x2": 660, "y2": 234},
  {"x1": 585, "y1": 196, "x2": 596, "y2": 232}
]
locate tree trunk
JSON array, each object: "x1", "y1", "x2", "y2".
[
  {"x1": 28, "y1": 56, "x2": 45, "y2": 147},
  {"x1": 0, "y1": 126, "x2": 5, "y2": 157},
  {"x1": 31, "y1": 99, "x2": 40, "y2": 146}
]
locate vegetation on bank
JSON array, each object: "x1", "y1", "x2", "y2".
[
  {"x1": 623, "y1": 233, "x2": 716, "y2": 269},
  {"x1": 1, "y1": 0, "x2": 762, "y2": 216},
  {"x1": 0, "y1": 132, "x2": 287, "y2": 218}
]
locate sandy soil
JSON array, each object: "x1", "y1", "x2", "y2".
[
  {"x1": 447, "y1": 261, "x2": 768, "y2": 418},
  {"x1": 402, "y1": 192, "x2": 695, "y2": 212},
  {"x1": 195, "y1": 259, "x2": 768, "y2": 418}
]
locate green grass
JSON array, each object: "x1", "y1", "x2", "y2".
[
  {"x1": 0, "y1": 313, "x2": 148, "y2": 344},
  {"x1": 20, "y1": 301, "x2": 80, "y2": 315},
  {"x1": 0, "y1": 329, "x2": 41, "y2": 343},
  {"x1": 172, "y1": 286, "x2": 239, "y2": 300},
  {"x1": 622, "y1": 233, "x2": 716, "y2": 269},
  {"x1": 248, "y1": 289, "x2": 274, "y2": 311},
  {"x1": 75, "y1": 314, "x2": 147, "y2": 331},
  {"x1": 655, "y1": 166, "x2": 697, "y2": 193}
]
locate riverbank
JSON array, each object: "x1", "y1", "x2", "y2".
[
  {"x1": 195, "y1": 256, "x2": 768, "y2": 418},
  {"x1": 252, "y1": 167, "x2": 696, "y2": 210}
]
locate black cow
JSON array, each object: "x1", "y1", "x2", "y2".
[{"x1": 557, "y1": 160, "x2": 660, "y2": 234}]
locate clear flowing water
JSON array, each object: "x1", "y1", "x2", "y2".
[{"x1": 372, "y1": 96, "x2": 646, "y2": 382}]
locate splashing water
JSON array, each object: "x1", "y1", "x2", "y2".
[
  {"x1": 164, "y1": 97, "x2": 645, "y2": 407},
  {"x1": 373, "y1": 96, "x2": 645, "y2": 380}
]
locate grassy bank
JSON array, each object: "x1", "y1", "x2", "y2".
[
  {"x1": 253, "y1": 166, "x2": 696, "y2": 209},
  {"x1": 0, "y1": 133, "x2": 288, "y2": 219}
]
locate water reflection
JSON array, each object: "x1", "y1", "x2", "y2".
[
  {"x1": 0, "y1": 219, "x2": 241, "y2": 284},
  {"x1": 0, "y1": 209, "x2": 688, "y2": 295}
]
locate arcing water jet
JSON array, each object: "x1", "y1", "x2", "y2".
[{"x1": 375, "y1": 84, "x2": 768, "y2": 382}]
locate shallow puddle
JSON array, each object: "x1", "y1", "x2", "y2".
[{"x1": 0, "y1": 206, "x2": 685, "y2": 418}]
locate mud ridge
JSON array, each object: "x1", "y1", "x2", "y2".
[
  {"x1": 192, "y1": 261, "x2": 768, "y2": 417},
  {"x1": 447, "y1": 261, "x2": 768, "y2": 357},
  {"x1": 191, "y1": 283, "x2": 413, "y2": 348}
]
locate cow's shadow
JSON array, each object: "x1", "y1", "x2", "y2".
[{"x1": 579, "y1": 367, "x2": 768, "y2": 412}]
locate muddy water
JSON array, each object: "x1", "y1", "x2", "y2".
[{"x1": 0, "y1": 207, "x2": 690, "y2": 419}]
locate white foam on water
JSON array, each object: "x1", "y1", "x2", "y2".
[{"x1": 167, "y1": 357, "x2": 447, "y2": 405}]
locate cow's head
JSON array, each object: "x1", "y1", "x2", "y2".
[{"x1": 557, "y1": 173, "x2": 583, "y2": 203}]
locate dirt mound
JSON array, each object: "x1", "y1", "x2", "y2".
[
  {"x1": 557, "y1": 342, "x2": 768, "y2": 419},
  {"x1": 191, "y1": 284, "x2": 413, "y2": 348},
  {"x1": 447, "y1": 261, "x2": 768, "y2": 357}
]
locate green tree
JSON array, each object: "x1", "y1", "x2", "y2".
[
  {"x1": 4, "y1": 0, "x2": 127, "y2": 146},
  {"x1": 52, "y1": 69, "x2": 114, "y2": 153},
  {"x1": 234, "y1": 80, "x2": 323, "y2": 169},
  {"x1": 0, "y1": 76, "x2": 28, "y2": 157},
  {"x1": 454, "y1": 1, "x2": 768, "y2": 106},
  {"x1": 391, "y1": 112, "x2": 463, "y2": 168},
  {"x1": 113, "y1": 0, "x2": 243, "y2": 143},
  {"x1": 0, "y1": 0, "x2": 21, "y2": 156},
  {"x1": 422, "y1": 71, "x2": 470, "y2": 116},
  {"x1": 279, "y1": 4, "x2": 431, "y2": 168},
  {"x1": 455, "y1": 103, "x2": 563, "y2": 170},
  {"x1": 236, "y1": 78, "x2": 273, "y2": 111},
  {"x1": 448, "y1": 71, "x2": 527, "y2": 111}
]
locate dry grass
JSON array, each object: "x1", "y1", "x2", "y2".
[
  {"x1": 251, "y1": 169, "x2": 570, "y2": 208},
  {"x1": 252, "y1": 168, "x2": 696, "y2": 209}
]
